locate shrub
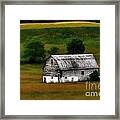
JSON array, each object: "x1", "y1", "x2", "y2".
[
  {"x1": 89, "y1": 70, "x2": 100, "y2": 81},
  {"x1": 48, "y1": 47, "x2": 60, "y2": 55}
]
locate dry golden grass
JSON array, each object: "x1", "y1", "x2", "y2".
[
  {"x1": 20, "y1": 64, "x2": 100, "y2": 100},
  {"x1": 20, "y1": 21, "x2": 100, "y2": 29}
]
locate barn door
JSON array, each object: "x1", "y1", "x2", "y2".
[
  {"x1": 58, "y1": 70, "x2": 62, "y2": 83},
  {"x1": 58, "y1": 73, "x2": 60, "y2": 83}
]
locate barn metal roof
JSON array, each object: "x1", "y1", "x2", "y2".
[{"x1": 51, "y1": 54, "x2": 99, "y2": 70}]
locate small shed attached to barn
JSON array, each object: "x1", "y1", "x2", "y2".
[{"x1": 43, "y1": 54, "x2": 99, "y2": 83}]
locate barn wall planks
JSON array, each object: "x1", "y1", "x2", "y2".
[{"x1": 43, "y1": 54, "x2": 99, "y2": 83}]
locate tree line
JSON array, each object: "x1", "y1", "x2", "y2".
[{"x1": 21, "y1": 38, "x2": 85, "y2": 64}]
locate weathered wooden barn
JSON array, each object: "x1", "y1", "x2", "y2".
[{"x1": 43, "y1": 54, "x2": 99, "y2": 83}]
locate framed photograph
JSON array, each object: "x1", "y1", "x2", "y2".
[{"x1": 0, "y1": 0, "x2": 119, "y2": 119}]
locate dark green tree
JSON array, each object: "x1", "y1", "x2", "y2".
[
  {"x1": 21, "y1": 37, "x2": 45, "y2": 63},
  {"x1": 67, "y1": 39, "x2": 85, "y2": 54},
  {"x1": 89, "y1": 70, "x2": 100, "y2": 81},
  {"x1": 48, "y1": 47, "x2": 59, "y2": 55}
]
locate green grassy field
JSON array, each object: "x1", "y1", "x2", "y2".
[
  {"x1": 21, "y1": 27, "x2": 100, "y2": 63},
  {"x1": 20, "y1": 21, "x2": 100, "y2": 100}
]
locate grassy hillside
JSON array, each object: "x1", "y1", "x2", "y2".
[{"x1": 21, "y1": 26, "x2": 100, "y2": 63}]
